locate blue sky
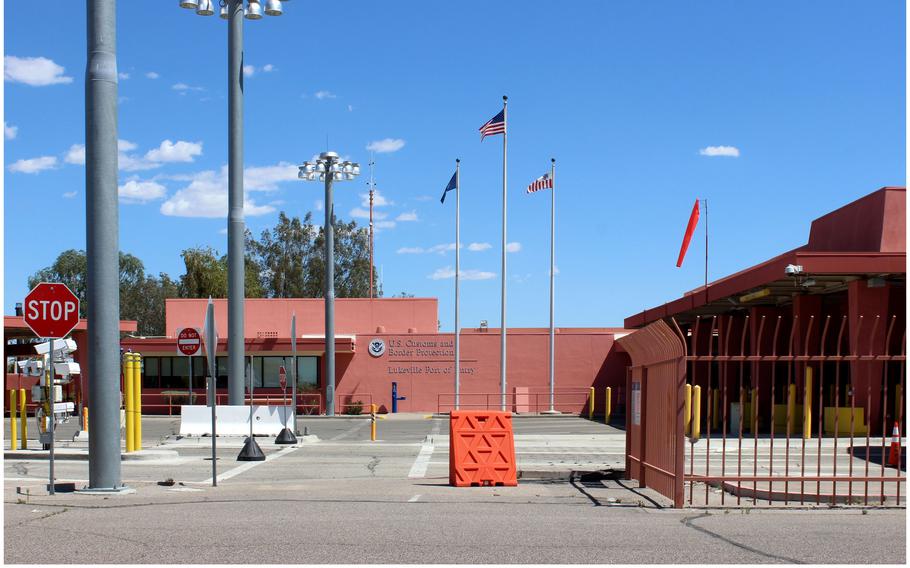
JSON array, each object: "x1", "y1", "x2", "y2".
[{"x1": 4, "y1": 1, "x2": 905, "y2": 331}]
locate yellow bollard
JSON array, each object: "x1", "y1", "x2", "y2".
[
  {"x1": 10, "y1": 390, "x2": 18, "y2": 450},
  {"x1": 19, "y1": 388, "x2": 27, "y2": 450},
  {"x1": 133, "y1": 354, "x2": 143, "y2": 451},
  {"x1": 803, "y1": 367, "x2": 813, "y2": 439},
  {"x1": 370, "y1": 403, "x2": 377, "y2": 441},
  {"x1": 712, "y1": 388, "x2": 720, "y2": 430},
  {"x1": 83, "y1": 407, "x2": 89, "y2": 432},
  {"x1": 588, "y1": 387, "x2": 595, "y2": 420},
  {"x1": 605, "y1": 387, "x2": 612, "y2": 425},
  {"x1": 787, "y1": 384, "x2": 796, "y2": 432},
  {"x1": 124, "y1": 353, "x2": 134, "y2": 452},
  {"x1": 691, "y1": 386, "x2": 702, "y2": 442},
  {"x1": 684, "y1": 384, "x2": 692, "y2": 436}
]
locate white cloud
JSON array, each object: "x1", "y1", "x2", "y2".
[
  {"x1": 366, "y1": 138, "x2": 405, "y2": 153},
  {"x1": 396, "y1": 210, "x2": 418, "y2": 222},
  {"x1": 218, "y1": 227, "x2": 228, "y2": 235},
  {"x1": 468, "y1": 242, "x2": 491, "y2": 252},
  {"x1": 315, "y1": 199, "x2": 323, "y2": 211},
  {"x1": 243, "y1": 65, "x2": 255, "y2": 77},
  {"x1": 146, "y1": 71, "x2": 160, "y2": 79},
  {"x1": 429, "y1": 266, "x2": 495, "y2": 281},
  {"x1": 699, "y1": 145, "x2": 740, "y2": 157},
  {"x1": 64, "y1": 144, "x2": 86, "y2": 165},
  {"x1": 397, "y1": 247, "x2": 425, "y2": 254},
  {"x1": 63, "y1": 191, "x2": 77, "y2": 199},
  {"x1": 118, "y1": 72, "x2": 130, "y2": 80},
  {"x1": 244, "y1": 162, "x2": 298, "y2": 190},
  {"x1": 160, "y1": 164, "x2": 289, "y2": 218},
  {"x1": 350, "y1": 207, "x2": 388, "y2": 220},
  {"x1": 4, "y1": 122, "x2": 18, "y2": 140},
  {"x1": 359, "y1": 189, "x2": 392, "y2": 207},
  {"x1": 347, "y1": 104, "x2": 354, "y2": 112},
  {"x1": 506, "y1": 242, "x2": 521, "y2": 253},
  {"x1": 119, "y1": 179, "x2": 167, "y2": 203},
  {"x1": 375, "y1": 220, "x2": 396, "y2": 230},
  {"x1": 118, "y1": 140, "x2": 138, "y2": 152},
  {"x1": 8, "y1": 156, "x2": 57, "y2": 174},
  {"x1": 144, "y1": 140, "x2": 203, "y2": 163},
  {"x1": 4, "y1": 56, "x2": 73, "y2": 86},
  {"x1": 314, "y1": 90, "x2": 336, "y2": 100},
  {"x1": 172, "y1": 83, "x2": 204, "y2": 92},
  {"x1": 262, "y1": 64, "x2": 275, "y2": 72}
]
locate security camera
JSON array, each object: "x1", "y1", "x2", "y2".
[
  {"x1": 784, "y1": 264, "x2": 803, "y2": 276},
  {"x1": 34, "y1": 338, "x2": 77, "y2": 356}
]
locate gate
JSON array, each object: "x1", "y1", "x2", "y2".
[{"x1": 619, "y1": 314, "x2": 906, "y2": 507}]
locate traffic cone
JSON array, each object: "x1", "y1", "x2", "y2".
[{"x1": 887, "y1": 421, "x2": 901, "y2": 468}]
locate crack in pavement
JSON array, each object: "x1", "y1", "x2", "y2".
[
  {"x1": 681, "y1": 512, "x2": 803, "y2": 564},
  {"x1": 366, "y1": 457, "x2": 380, "y2": 476}
]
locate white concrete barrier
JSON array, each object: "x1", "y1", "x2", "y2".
[{"x1": 179, "y1": 405, "x2": 294, "y2": 437}]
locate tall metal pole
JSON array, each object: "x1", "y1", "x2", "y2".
[
  {"x1": 500, "y1": 95, "x2": 508, "y2": 411},
  {"x1": 454, "y1": 159, "x2": 461, "y2": 410},
  {"x1": 227, "y1": 0, "x2": 245, "y2": 406},
  {"x1": 548, "y1": 158, "x2": 556, "y2": 412},
  {"x1": 85, "y1": 0, "x2": 122, "y2": 490},
  {"x1": 369, "y1": 154, "x2": 375, "y2": 300},
  {"x1": 291, "y1": 313, "x2": 297, "y2": 429},
  {"x1": 325, "y1": 168, "x2": 336, "y2": 416},
  {"x1": 703, "y1": 198, "x2": 708, "y2": 299}
]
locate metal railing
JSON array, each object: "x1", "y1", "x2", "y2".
[
  {"x1": 335, "y1": 393, "x2": 374, "y2": 415},
  {"x1": 136, "y1": 391, "x2": 324, "y2": 416},
  {"x1": 436, "y1": 389, "x2": 592, "y2": 414},
  {"x1": 680, "y1": 313, "x2": 905, "y2": 507}
]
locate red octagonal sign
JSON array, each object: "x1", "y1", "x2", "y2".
[{"x1": 23, "y1": 282, "x2": 80, "y2": 339}]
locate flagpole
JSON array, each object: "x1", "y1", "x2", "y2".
[
  {"x1": 548, "y1": 158, "x2": 556, "y2": 413},
  {"x1": 500, "y1": 95, "x2": 508, "y2": 412},
  {"x1": 703, "y1": 198, "x2": 708, "y2": 302},
  {"x1": 454, "y1": 158, "x2": 461, "y2": 411}
]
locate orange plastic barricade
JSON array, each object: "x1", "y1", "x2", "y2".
[{"x1": 449, "y1": 411, "x2": 518, "y2": 487}]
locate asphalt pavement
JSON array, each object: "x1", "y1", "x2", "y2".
[{"x1": 3, "y1": 414, "x2": 906, "y2": 564}]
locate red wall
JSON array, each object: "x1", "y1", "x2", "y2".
[{"x1": 165, "y1": 298, "x2": 439, "y2": 338}]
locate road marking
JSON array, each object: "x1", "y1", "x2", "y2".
[
  {"x1": 408, "y1": 441, "x2": 435, "y2": 478},
  {"x1": 328, "y1": 421, "x2": 370, "y2": 441},
  {"x1": 408, "y1": 494, "x2": 421, "y2": 502},
  {"x1": 201, "y1": 444, "x2": 302, "y2": 485}
]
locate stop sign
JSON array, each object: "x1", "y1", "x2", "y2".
[
  {"x1": 177, "y1": 327, "x2": 201, "y2": 356},
  {"x1": 279, "y1": 366, "x2": 287, "y2": 389},
  {"x1": 23, "y1": 282, "x2": 80, "y2": 339}
]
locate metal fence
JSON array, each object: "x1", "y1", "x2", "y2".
[
  {"x1": 436, "y1": 389, "x2": 592, "y2": 414},
  {"x1": 619, "y1": 314, "x2": 906, "y2": 507}
]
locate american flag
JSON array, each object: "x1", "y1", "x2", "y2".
[
  {"x1": 479, "y1": 110, "x2": 506, "y2": 141},
  {"x1": 526, "y1": 173, "x2": 553, "y2": 193}
]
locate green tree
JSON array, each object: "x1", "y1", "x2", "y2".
[
  {"x1": 178, "y1": 244, "x2": 264, "y2": 299},
  {"x1": 28, "y1": 250, "x2": 176, "y2": 335}
]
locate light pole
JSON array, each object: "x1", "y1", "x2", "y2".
[
  {"x1": 299, "y1": 152, "x2": 360, "y2": 416},
  {"x1": 179, "y1": 0, "x2": 289, "y2": 405}
]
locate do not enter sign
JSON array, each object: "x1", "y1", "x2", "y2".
[
  {"x1": 23, "y1": 282, "x2": 80, "y2": 339},
  {"x1": 279, "y1": 366, "x2": 287, "y2": 390},
  {"x1": 177, "y1": 327, "x2": 202, "y2": 356}
]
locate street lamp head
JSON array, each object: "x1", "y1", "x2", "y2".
[
  {"x1": 246, "y1": 0, "x2": 263, "y2": 19},
  {"x1": 195, "y1": 0, "x2": 215, "y2": 15},
  {"x1": 179, "y1": 0, "x2": 199, "y2": 8},
  {"x1": 219, "y1": 4, "x2": 230, "y2": 18},
  {"x1": 264, "y1": 0, "x2": 283, "y2": 15},
  {"x1": 319, "y1": 151, "x2": 340, "y2": 161}
]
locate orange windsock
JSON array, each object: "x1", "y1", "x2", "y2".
[{"x1": 676, "y1": 199, "x2": 701, "y2": 267}]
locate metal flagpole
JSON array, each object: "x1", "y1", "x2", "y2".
[
  {"x1": 548, "y1": 158, "x2": 556, "y2": 412},
  {"x1": 369, "y1": 154, "x2": 375, "y2": 300},
  {"x1": 500, "y1": 95, "x2": 508, "y2": 411},
  {"x1": 291, "y1": 313, "x2": 297, "y2": 431},
  {"x1": 704, "y1": 198, "x2": 708, "y2": 299},
  {"x1": 454, "y1": 159, "x2": 461, "y2": 411}
]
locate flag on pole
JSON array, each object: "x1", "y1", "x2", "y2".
[
  {"x1": 526, "y1": 172, "x2": 553, "y2": 194},
  {"x1": 479, "y1": 109, "x2": 506, "y2": 141},
  {"x1": 440, "y1": 171, "x2": 457, "y2": 204},
  {"x1": 676, "y1": 199, "x2": 700, "y2": 267}
]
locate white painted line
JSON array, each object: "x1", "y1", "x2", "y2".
[
  {"x1": 408, "y1": 441, "x2": 435, "y2": 478},
  {"x1": 408, "y1": 494, "x2": 421, "y2": 502},
  {"x1": 328, "y1": 421, "x2": 370, "y2": 441},
  {"x1": 201, "y1": 445, "x2": 303, "y2": 485}
]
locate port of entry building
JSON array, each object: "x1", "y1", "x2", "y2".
[{"x1": 117, "y1": 298, "x2": 631, "y2": 415}]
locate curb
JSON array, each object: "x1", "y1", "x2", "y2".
[{"x1": 4, "y1": 449, "x2": 179, "y2": 461}]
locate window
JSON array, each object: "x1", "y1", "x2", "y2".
[
  {"x1": 297, "y1": 357, "x2": 319, "y2": 391},
  {"x1": 261, "y1": 357, "x2": 285, "y2": 388},
  {"x1": 142, "y1": 357, "x2": 160, "y2": 388}
]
